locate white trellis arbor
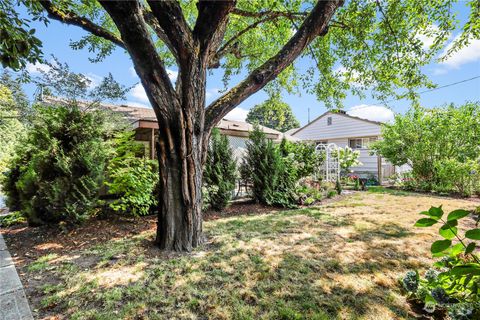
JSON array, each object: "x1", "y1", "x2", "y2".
[{"x1": 315, "y1": 143, "x2": 340, "y2": 182}]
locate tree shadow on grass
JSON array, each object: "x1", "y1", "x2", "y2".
[
  {"x1": 351, "y1": 222, "x2": 414, "y2": 242},
  {"x1": 20, "y1": 203, "x2": 430, "y2": 319}
]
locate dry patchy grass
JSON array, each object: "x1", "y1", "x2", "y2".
[{"x1": 18, "y1": 191, "x2": 478, "y2": 319}]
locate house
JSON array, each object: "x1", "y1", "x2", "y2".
[
  {"x1": 133, "y1": 115, "x2": 295, "y2": 162},
  {"x1": 42, "y1": 96, "x2": 294, "y2": 162},
  {"x1": 292, "y1": 110, "x2": 396, "y2": 180}
]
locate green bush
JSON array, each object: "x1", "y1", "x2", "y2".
[
  {"x1": 333, "y1": 146, "x2": 362, "y2": 174},
  {"x1": 105, "y1": 131, "x2": 158, "y2": 216},
  {"x1": 278, "y1": 138, "x2": 324, "y2": 179},
  {"x1": 1, "y1": 104, "x2": 111, "y2": 225},
  {"x1": 402, "y1": 206, "x2": 480, "y2": 318},
  {"x1": 203, "y1": 129, "x2": 237, "y2": 211},
  {"x1": 435, "y1": 158, "x2": 480, "y2": 197},
  {"x1": 0, "y1": 211, "x2": 26, "y2": 227},
  {"x1": 0, "y1": 85, "x2": 25, "y2": 174},
  {"x1": 372, "y1": 102, "x2": 480, "y2": 195},
  {"x1": 241, "y1": 125, "x2": 296, "y2": 207},
  {"x1": 335, "y1": 179, "x2": 342, "y2": 195}
]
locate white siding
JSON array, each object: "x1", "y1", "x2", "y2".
[
  {"x1": 292, "y1": 112, "x2": 384, "y2": 177},
  {"x1": 293, "y1": 112, "x2": 381, "y2": 141},
  {"x1": 323, "y1": 139, "x2": 378, "y2": 175},
  {"x1": 352, "y1": 149, "x2": 378, "y2": 174}
]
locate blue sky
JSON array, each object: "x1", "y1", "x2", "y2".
[{"x1": 10, "y1": 2, "x2": 480, "y2": 126}]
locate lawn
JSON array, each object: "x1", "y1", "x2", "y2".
[{"x1": 4, "y1": 191, "x2": 479, "y2": 319}]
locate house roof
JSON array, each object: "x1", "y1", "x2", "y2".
[
  {"x1": 284, "y1": 128, "x2": 300, "y2": 135},
  {"x1": 217, "y1": 118, "x2": 280, "y2": 135},
  {"x1": 42, "y1": 96, "x2": 300, "y2": 141},
  {"x1": 292, "y1": 110, "x2": 383, "y2": 136}
]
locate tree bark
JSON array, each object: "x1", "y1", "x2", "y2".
[{"x1": 155, "y1": 125, "x2": 205, "y2": 251}]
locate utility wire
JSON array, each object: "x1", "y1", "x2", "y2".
[{"x1": 379, "y1": 75, "x2": 480, "y2": 105}]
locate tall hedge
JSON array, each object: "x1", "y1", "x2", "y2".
[
  {"x1": 2, "y1": 104, "x2": 110, "y2": 225},
  {"x1": 203, "y1": 128, "x2": 237, "y2": 211},
  {"x1": 241, "y1": 125, "x2": 296, "y2": 207}
]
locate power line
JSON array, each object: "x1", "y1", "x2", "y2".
[
  {"x1": 306, "y1": 75, "x2": 480, "y2": 120},
  {"x1": 380, "y1": 75, "x2": 480, "y2": 105}
]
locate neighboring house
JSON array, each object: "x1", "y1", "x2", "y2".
[
  {"x1": 292, "y1": 110, "x2": 396, "y2": 180},
  {"x1": 42, "y1": 97, "x2": 295, "y2": 162},
  {"x1": 134, "y1": 115, "x2": 295, "y2": 162}
]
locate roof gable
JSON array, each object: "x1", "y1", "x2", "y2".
[{"x1": 293, "y1": 110, "x2": 382, "y2": 136}]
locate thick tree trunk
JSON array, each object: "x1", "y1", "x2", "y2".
[
  {"x1": 154, "y1": 57, "x2": 209, "y2": 251},
  {"x1": 155, "y1": 123, "x2": 207, "y2": 251}
]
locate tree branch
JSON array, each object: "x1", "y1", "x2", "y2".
[
  {"x1": 231, "y1": 8, "x2": 308, "y2": 19},
  {"x1": 99, "y1": 1, "x2": 178, "y2": 120},
  {"x1": 39, "y1": 1, "x2": 125, "y2": 49},
  {"x1": 205, "y1": 0, "x2": 343, "y2": 128},
  {"x1": 208, "y1": 10, "x2": 307, "y2": 68},
  {"x1": 194, "y1": 0, "x2": 236, "y2": 57},
  {"x1": 147, "y1": 0, "x2": 194, "y2": 62},
  {"x1": 142, "y1": 10, "x2": 179, "y2": 62}
]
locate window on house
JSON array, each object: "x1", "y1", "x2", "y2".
[
  {"x1": 348, "y1": 137, "x2": 378, "y2": 149},
  {"x1": 327, "y1": 117, "x2": 332, "y2": 125},
  {"x1": 316, "y1": 141, "x2": 328, "y2": 146}
]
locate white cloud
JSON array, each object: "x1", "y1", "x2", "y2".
[
  {"x1": 131, "y1": 83, "x2": 149, "y2": 103},
  {"x1": 347, "y1": 104, "x2": 394, "y2": 123},
  {"x1": 439, "y1": 35, "x2": 480, "y2": 69},
  {"x1": 206, "y1": 87, "x2": 221, "y2": 101},
  {"x1": 225, "y1": 107, "x2": 249, "y2": 121},
  {"x1": 85, "y1": 73, "x2": 103, "y2": 89},
  {"x1": 26, "y1": 62, "x2": 51, "y2": 74}
]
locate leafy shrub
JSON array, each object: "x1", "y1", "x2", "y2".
[
  {"x1": 203, "y1": 129, "x2": 237, "y2": 211},
  {"x1": 278, "y1": 138, "x2": 324, "y2": 179},
  {"x1": 105, "y1": 131, "x2": 158, "y2": 216},
  {"x1": 333, "y1": 146, "x2": 362, "y2": 174},
  {"x1": 372, "y1": 103, "x2": 480, "y2": 195},
  {"x1": 335, "y1": 179, "x2": 342, "y2": 195},
  {"x1": 402, "y1": 205, "x2": 480, "y2": 318},
  {"x1": 1, "y1": 104, "x2": 111, "y2": 225},
  {"x1": 435, "y1": 158, "x2": 480, "y2": 197},
  {"x1": 326, "y1": 190, "x2": 337, "y2": 199},
  {"x1": 0, "y1": 211, "x2": 26, "y2": 227},
  {"x1": 295, "y1": 184, "x2": 324, "y2": 206},
  {"x1": 241, "y1": 125, "x2": 296, "y2": 207},
  {"x1": 0, "y1": 85, "x2": 25, "y2": 174}
]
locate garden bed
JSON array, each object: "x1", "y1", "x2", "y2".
[{"x1": 2, "y1": 191, "x2": 478, "y2": 319}]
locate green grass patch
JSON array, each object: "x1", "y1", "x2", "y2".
[
  {"x1": 26, "y1": 191, "x2": 477, "y2": 319},
  {"x1": 27, "y1": 253, "x2": 59, "y2": 272},
  {"x1": 367, "y1": 186, "x2": 412, "y2": 196}
]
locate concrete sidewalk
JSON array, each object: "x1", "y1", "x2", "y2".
[{"x1": 0, "y1": 232, "x2": 34, "y2": 320}]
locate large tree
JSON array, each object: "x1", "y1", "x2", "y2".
[
  {"x1": 246, "y1": 96, "x2": 300, "y2": 132},
  {"x1": 0, "y1": 0, "x2": 478, "y2": 251}
]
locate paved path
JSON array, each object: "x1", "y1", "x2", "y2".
[{"x1": 0, "y1": 232, "x2": 34, "y2": 320}]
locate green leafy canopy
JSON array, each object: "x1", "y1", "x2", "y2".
[
  {"x1": 246, "y1": 96, "x2": 300, "y2": 132},
  {"x1": 1, "y1": 0, "x2": 479, "y2": 107}
]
